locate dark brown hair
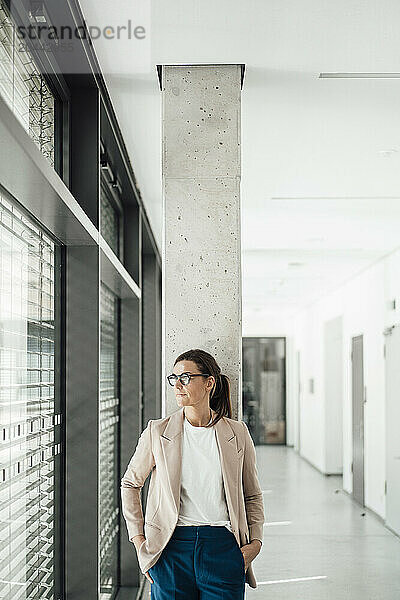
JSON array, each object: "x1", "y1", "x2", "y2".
[{"x1": 173, "y1": 348, "x2": 232, "y2": 428}]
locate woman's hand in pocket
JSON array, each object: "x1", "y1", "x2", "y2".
[
  {"x1": 144, "y1": 569, "x2": 154, "y2": 584},
  {"x1": 240, "y1": 539, "x2": 262, "y2": 571},
  {"x1": 132, "y1": 535, "x2": 153, "y2": 582},
  {"x1": 132, "y1": 533, "x2": 146, "y2": 552}
]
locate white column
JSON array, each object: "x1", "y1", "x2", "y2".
[{"x1": 161, "y1": 64, "x2": 243, "y2": 418}]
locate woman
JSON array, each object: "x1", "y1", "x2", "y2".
[{"x1": 121, "y1": 348, "x2": 265, "y2": 599}]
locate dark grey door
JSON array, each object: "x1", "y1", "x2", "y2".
[
  {"x1": 296, "y1": 350, "x2": 301, "y2": 453},
  {"x1": 352, "y1": 335, "x2": 364, "y2": 506}
]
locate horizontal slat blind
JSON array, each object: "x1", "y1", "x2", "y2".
[
  {"x1": 99, "y1": 283, "x2": 119, "y2": 600},
  {"x1": 0, "y1": 189, "x2": 61, "y2": 599},
  {"x1": 100, "y1": 183, "x2": 120, "y2": 258}
]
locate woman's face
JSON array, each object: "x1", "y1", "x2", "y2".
[{"x1": 171, "y1": 360, "x2": 214, "y2": 409}]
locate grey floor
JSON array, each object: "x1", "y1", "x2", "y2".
[{"x1": 141, "y1": 445, "x2": 400, "y2": 599}]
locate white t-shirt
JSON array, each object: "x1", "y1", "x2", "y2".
[{"x1": 176, "y1": 411, "x2": 233, "y2": 533}]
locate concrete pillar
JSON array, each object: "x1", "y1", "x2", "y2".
[{"x1": 160, "y1": 64, "x2": 244, "y2": 419}]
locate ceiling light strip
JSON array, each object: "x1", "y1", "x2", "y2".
[
  {"x1": 270, "y1": 196, "x2": 400, "y2": 200},
  {"x1": 319, "y1": 72, "x2": 400, "y2": 79}
]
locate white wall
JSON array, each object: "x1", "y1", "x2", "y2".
[
  {"x1": 291, "y1": 255, "x2": 390, "y2": 518},
  {"x1": 247, "y1": 248, "x2": 400, "y2": 521},
  {"x1": 243, "y1": 310, "x2": 293, "y2": 338}
]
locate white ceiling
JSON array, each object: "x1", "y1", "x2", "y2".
[{"x1": 78, "y1": 0, "x2": 400, "y2": 315}]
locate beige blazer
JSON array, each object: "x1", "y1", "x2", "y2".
[{"x1": 120, "y1": 406, "x2": 265, "y2": 589}]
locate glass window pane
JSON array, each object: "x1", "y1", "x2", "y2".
[
  {"x1": 259, "y1": 338, "x2": 286, "y2": 444},
  {"x1": 0, "y1": 1, "x2": 55, "y2": 167},
  {"x1": 100, "y1": 182, "x2": 120, "y2": 258},
  {"x1": 99, "y1": 283, "x2": 120, "y2": 599},
  {"x1": 242, "y1": 337, "x2": 286, "y2": 445},
  {"x1": 0, "y1": 188, "x2": 61, "y2": 599}
]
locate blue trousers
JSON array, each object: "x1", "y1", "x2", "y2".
[{"x1": 148, "y1": 525, "x2": 246, "y2": 600}]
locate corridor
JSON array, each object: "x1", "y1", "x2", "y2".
[
  {"x1": 1, "y1": 0, "x2": 400, "y2": 597},
  {"x1": 143, "y1": 446, "x2": 400, "y2": 599}
]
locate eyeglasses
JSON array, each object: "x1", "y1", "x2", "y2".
[{"x1": 167, "y1": 372, "x2": 211, "y2": 387}]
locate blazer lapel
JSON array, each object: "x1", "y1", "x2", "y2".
[
  {"x1": 214, "y1": 411, "x2": 240, "y2": 530},
  {"x1": 160, "y1": 407, "x2": 240, "y2": 527},
  {"x1": 160, "y1": 408, "x2": 184, "y2": 514}
]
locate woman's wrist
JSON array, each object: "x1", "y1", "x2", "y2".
[
  {"x1": 132, "y1": 534, "x2": 145, "y2": 551},
  {"x1": 249, "y1": 539, "x2": 262, "y2": 552}
]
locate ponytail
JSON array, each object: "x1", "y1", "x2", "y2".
[{"x1": 210, "y1": 373, "x2": 231, "y2": 423}]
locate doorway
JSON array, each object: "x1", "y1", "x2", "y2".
[
  {"x1": 243, "y1": 337, "x2": 286, "y2": 445},
  {"x1": 296, "y1": 350, "x2": 301, "y2": 453},
  {"x1": 352, "y1": 335, "x2": 364, "y2": 506}
]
